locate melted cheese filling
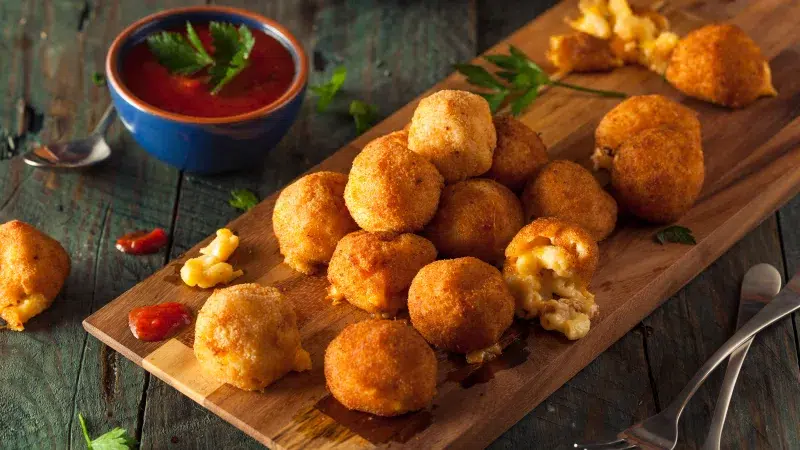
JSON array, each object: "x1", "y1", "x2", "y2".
[
  {"x1": 1, "y1": 293, "x2": 49, "y2": 331},
  {"x1": 505, "y1": 245, "x2": 598, "y2": 340},
  {"x1": 466, "y1": 343, "x2": 503, "y2": 364},
  {"x1": 181, "y1": 228, "x2": 243, "y2": 288}
]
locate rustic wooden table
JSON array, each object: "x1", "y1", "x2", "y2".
[{"x1": 1, "y1": 0, "x2": 799, "y2": 449}]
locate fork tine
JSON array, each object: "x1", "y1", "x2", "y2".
[{"x1": 573, "y1": 438, "x2": 630, "y2": 449}]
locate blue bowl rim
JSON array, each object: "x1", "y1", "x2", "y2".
[{"x1": 105, "y1": 5, "x2": 309, "y2": 125}]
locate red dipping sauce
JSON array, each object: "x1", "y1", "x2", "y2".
[
  {"x1": 122, "y1": 23, "x2": 295, "y2": 118},
  {"x1": 129, "y1": 302, "x2": 191, "y2": 342}
]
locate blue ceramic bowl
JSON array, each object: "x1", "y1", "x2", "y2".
[{"x1": 106, "y1": 6, "x2": 308, "y2": 174}]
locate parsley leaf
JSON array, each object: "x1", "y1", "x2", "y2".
[
  {"x1": 186, "y1": 22, "x2": 213, "y2": 64},
  {"x1": 349, "y1": 100, "x2": 378, "y2": 135},
  {"x1": 229, "y1": 189, "x2": 259, "y2": 211},
  {"x1": 78, "y1": 413, "x2": 137, "y2": 450},
  {"x1": 310, "y1": 66, "x2": 347, "y2": 112},
  {"x1": 655, "y1": 225, "x2": 696, "y2": 245},
  {"x1": 91, "y1": 72, "x2": 106, "y2": 87},
  {"x1": 208, "y1": 22, "x2": 255, "y2": 94},
  {"x1": 455, "y1": 44, "x2": 626, "y2": 116},
  {"x1": 146, "y1": 30, "x2": 213, "y2": 76}
]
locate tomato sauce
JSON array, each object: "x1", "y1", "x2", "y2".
[
  {"x1": 116, "y1": 228, "x2": 168, "y2": 255},
  {"x1": 122, "y1": 23, "x2": 295, "y2": 118},
  {"x1": 129, "y1": 302, "x2": 191, "y2": 341}
]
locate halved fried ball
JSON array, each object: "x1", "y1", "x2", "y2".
[
  {"x1": 592, "y1": 95, "x2": 701, "y2": 171},
  {"x1": 0, "y1": 220, "x2": 70, "y2": 331},
  {"x1": 522, "y1": 160, "x2": 617, "y2": 241},
  {"x1": 327, "y1": 231, "x2": 437, "y2": 317},
  {"x1": 273, "y1": 171, "x2": 358, "y2": 274},
  {"x1": 194, "y1": 283, "x2": 311, "y2": 391},
  {"x1": 610, "y1": 127, "x2": 705, "y2": 223},
  {"x1": 666, "y1": 24, "x2": 777, "y2": 108},
  {"x1": 503, "y1": 218, "x2": 599, "y2": 340},
  {"x1": 345, "y1": 132, "x2": 444, "y2": 232},
  {"x1": 325, "y1": 319, "x2": 437, "y2": 416},
  {"x1": 408, "y1": 257, "x2": 514, "y2": 360},
  {"x1": 424, "y1": 179, "x2": 524, "y2": 265},
  {"x1": 547, "y1": 32, "x2": 623, "y2": 73},
  {"x1": 484, "y1": 116, "x2": 549, "y2": 192},
  {"x1": 408, "y1": 90, "x2": 497, "y2": 183}
]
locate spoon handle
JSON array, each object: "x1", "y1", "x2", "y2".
[{"x1": 93, "y1": 105, "x2": 117, "y2": 136}]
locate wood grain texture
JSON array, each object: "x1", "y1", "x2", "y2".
[{"x1": 82, "y1": 1, "x2": 800, "y2": 449}]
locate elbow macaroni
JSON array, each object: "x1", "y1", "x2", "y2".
[{"x1": 181, "y1": 229, "x2": 243, "y2": 288}]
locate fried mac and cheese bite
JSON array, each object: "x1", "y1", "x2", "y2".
[
  {"x1": 547, "y1": 32, "x2": 623, "y2": 73},
  {"x1": 424, "y1": 179, "x2": 524, "y2": 265},
  {"x1": 610, "y1": 127, "x2": 705, "y2": 223},
  {"x1": 592, "y1": 94, "x2": 701, "y2": 171},
  {"x1": 0, "y1": 220, "x2": 70, "y2": 331},
  {"x1": 666, "y1": 24, "x2": 776, "y2": 108},
  {"x1": 327, "y1": 231, "x2": 437, "y2": 317},
  {"x1": 194, "y1": 284, "x2": 311, "y2": 391},
  {"x1": 345, "y1": 132, "x2": 444, "y2": 232},
  {"x1": 408, "y1": 257, "x2": 515, "y2": 363},
  {"x1": 484, "y1": 116, "x2": 549, "y2": 192},
  {"x1": 522, "y1": 160, "x2": 617, "y2": 241},
  {"x1": 273, "y1": 171, "x2": 358, "y2": 274},
  {"x1": 408, "y1": 90, "x2": 497, "y2": 183},
  {"x1": 325, "y1": 319, "x2": 437, "y2": 416},
  {"x1": 503, "y1": 218, "x2": 599, "y2": 340}
]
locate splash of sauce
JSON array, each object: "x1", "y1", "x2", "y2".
[
  {"x1": 116, "y1": 228, "x2": 168, "y2": 255},
  {"x1": 128, "y1": 302, "x2": 191, "y2": 341}
]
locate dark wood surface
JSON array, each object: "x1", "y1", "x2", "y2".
[{"x1": 1, "y1": 1, "x2": 798, "y2": 449}]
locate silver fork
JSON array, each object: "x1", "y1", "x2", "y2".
[{"x1": 574, "y1": 270, "x2": 800, "y2": 450}]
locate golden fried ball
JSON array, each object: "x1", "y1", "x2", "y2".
[
  {"x1": 273, "y1": 171, "x2": 358, "y2": 274},
  {"x1": 484, "y1": 116, "x2": 549, "y2": 192},
  {"x1": 592, "y1": 95, "x2": 701, "y2": 170},
  {"x1": 0, "y1": 220, "x2": 70, "y2": 331},
  {"x1": 521, "y1": 160, "x2": 618, "y2": 241},
  {"x1": 194, "y1": 284, "x2": 311, "y2": 391},
  {"x1": 408, "y1": 257, "x2": 514, "y2": 356},
  {"x1": 345, "y1": 132, "x2": 444, "y2": 233},
  {"x1": 666, "y1": 24, "x2": 777, "y2": 108},
  {"x1": 547, "y1": 32, "x2": 623, "y2": 73},
  {"x1": 611, "y1": 127, "x2": 705, "y2": 223},
  {"x1": 424, "y1": 179, "x2": 524, "y2": 265},
  {"x1": 408, "y1": 90, "x2": 497, "y2": 183},
  {"x1": 503, "y1": 218, "x2": 599, "y2": 340},
  {"x1": 325, "y1": 319, "x2": 437, "y2": 416},
  {"x1": 327, "y1": 231, "x2": 437, "y2": 317}
]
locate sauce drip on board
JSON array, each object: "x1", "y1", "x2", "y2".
[
  {"x1": 116, "y1": 228, "x2": 168, "y2": 255},
  {"x1": 122, "y1": 23, "x2": 295, "y2": 117},
  {"x1": 128, "y1": 302, "x2": 191, "y2": 342}
]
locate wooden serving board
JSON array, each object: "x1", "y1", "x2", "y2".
[{"x1": 84, "y1": 0, "x2": 800, "y2": 448}]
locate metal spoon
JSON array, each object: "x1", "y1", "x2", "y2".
[{"x1": 23, "y1": 105, "x2": 116, "y2": 168}]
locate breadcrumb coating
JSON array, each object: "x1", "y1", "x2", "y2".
[
  {"x1": 424, "y1": 178, "x2": 524, "y2": 265},
  {"x1": 273, "y1": 171, "x2": 358, "y2": 274},
  {"x1": 0, "y1": 220, "x2": 70, "y2": 331},
  {"x1": 325, "y1": 319, "x2": 437, "y2": 416},
  {"x1": 408, "y1": 90, "x2": 497, "y2": 183},
  {"x1": 484, "y1": 116, "x2": 549, "y2": 192},
  {"x1": 327, "y1": 231, "x2": 437, "y2": 316},
  {"x1": 408, "y1": 257, "x2": 514, "y2": 354},
  {"x1": 522, "y1": 160, "x2": 618, "y2": 241},
  {"x1": 547, "y1": 32, "x2": 623, "y2": 73},
  {"x1": 194, "y1": 284, "x2": 311, "y2": 391},
  {"x1": 666, "y1": 24, "x2": 776, "y2": 108},
  {"x1": 345, "y1": 132, "x2": 444, "y2": 232}
]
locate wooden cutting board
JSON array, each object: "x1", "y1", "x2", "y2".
[{"x1": 83, "y1": 0, "x2": 800, "y2": 448}]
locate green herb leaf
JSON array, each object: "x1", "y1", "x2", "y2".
[
  {"x1": 77, "y1": 413, "x2": 137, "y2": 450},
  {"x1": 511, "y1": 87, "x2": 538, "y2": 116},
  {"x1": 478, "y1": 91, "x2": 509, "y2": 114},
  {"x1": 310, "y1": 66, "x2": 347, "y2": 112},
  {"x1": 453, "y1": 64, "x2": 505, "y2": 90},
  {"x1": 349, "y1": 100, "x2": 378, "y2": 135},
  {"x1": 484, "y1": 54, "x2": 522, "y2": 71},
  {"x1": 655, "y1": 225, "x2": 696, "y2": 245},
  {"x1": 92, "y1": 72, "x2": 106, "y2": 87},
  {"x1": 146, "y1": 30, "x2": 213, "y2": 76},
  {"x1": 208, "y1": 22, "x2": 255, "y2": 94},
  {"x1": 229, "y1": 189, "x2": 259, "y2": 211},
  {"x1": 185, "y1": 21, "x2": 213, "y2": 65}
]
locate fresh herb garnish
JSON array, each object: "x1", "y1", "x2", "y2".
[
  {"x1": 349, "y1": 100, "x2": 378, "y2": 135},
  {"x1": 310, "y1": 66, "x2": 347, "y2": 112},
  {"x1": 78, "y1": 413, "x2": 137, "y2": 450},
  {"x1": 92, "y1": 72, "x2": 107, "y2": 87},
  {"x1": 655, "y1": 225, "x2": 696, "y2": 245},
  {"x1": 229, "y1": 189, "x2": 259, "y2": 211},
  {"x1": 455, "y1": 44, "x2": 627, "y2": 115},
  {"x1": 146, "y1": 21, "x2": 255, "y2": 95}
]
